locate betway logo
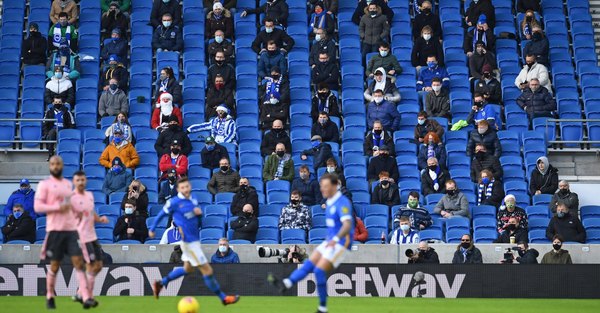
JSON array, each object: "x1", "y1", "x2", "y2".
[{"x1": 298, "y1": 267, "x2": 465, "y2": 298}]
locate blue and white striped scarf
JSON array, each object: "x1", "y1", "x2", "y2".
[{"x1": 477, "y1": 180, "x2": 494, "y2": 205}]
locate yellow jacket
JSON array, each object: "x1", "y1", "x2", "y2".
[{"x1": 99, "y1": 142, "x2": 140, "y2": 169}]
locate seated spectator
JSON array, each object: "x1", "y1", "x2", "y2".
[
  {"x1": 207, "y1": 30, "x2": 234, "y2": 64},
  {"x1": 546, "y1": 202, "x2": 586, "y2": 243},
  {"x1": 308, "y1": 2, "x2": 335, "y2": 40},
  {"x1": 260, "y1": 120, "x2": 292, "y2": 156},
  {"x1": 155, "y1": 67, "x2": 182, "y2": 105},
  {"x1": 158, "y1": 139, "x2": 188, "y2": 178},
  {"x1": 414, "y1": 112, "x2": 445, "y2": 143},
  {"x1": 260, "y1": 66, "x2": 290, "y2": 105},
  {"x1": 412, "y1": 1, "x2": 441, "y2": 40},
  {"x1": 476, "y1": 170, "x2": 504, "y2": 208},
  {"x1": 467, "y1": 93, "x2": 499, "y2": 129},
  {"x1": 474, "y1": 64, "x2": 502, "y2": 104},
  {"x1": 155, "y1": 115, "x2": 192, "y2": 156},
  {"x1": 99, "y1": 129, "x2": 140, "y2": 169},
  {"x1": 364, "y1": 68, "x2": 401, "y2": 104},
  {"x1": 541, "y1": 235, "x2": 573, "y2": 264},
  {"x1": 120, "y1": 180, "x2": 150, "y2": 217},
  {"x1": 390, "y1": 217, "x2": 420, "y2": 244},
  {"x1": 160, "y1": 220, "x2": 182, "y2": 244},
  {"x1": 205, "y1": 2, "x2": 233, "y2": 40},
  {"x1": 263, "y1": 143, "x2": 295, "y2": 182},
  {"x1": 205, "y1": 75, "x2": 235, "y2": 120},
  {"x1": 367, "y1": 145, "x2": 399, "y2": 183},
  {"x1": 366, "y1": 43, "x2": 402, "y2": 80},
  {"x1": 417, "y1": 132, "x2": 446, "y2": 171},
  {"x1": 352, "y1": 0, "x2": 394, "y2": 25},
  {"x1": 21, "y1": 23, "x2": 48, "y2": 66},
  {"x1": 550, "y1": 180, "x2": 579, "y2": 215},
  {"x1": 516, "y1": 78, "x2": 556, "y2": 120},
  {"x1": 434, "y1": 180, "x2": 469, "y2": 218},
  {"x1": 468, "y1": 41, "x2": 496, "y2": 80},
  {"x1": 411, "y1": 26, "x2": 444, "y2": 69},
  {"x1": 102, "y1": 157, "x2": 134, "y2": 195},
  {"x1": 517, "y1": 0, "x2": 540, "y2": 13},
  {"x1": 364, "y1": 120, "x2": 395, "y2": 157},
  {"x1": 309, "y1": 29, "x2": 336, "y2": 67},
  {"x1": 311, "y1": 83, "x2": 340, "y2": 122},
  {"x1": 407, "y1": 241, "x2": 440, "y2": 264},
  {"x1": 4, "y1": 179, "x2": 35, "y2": 220},
  {"x1": 530, "y1": 156, "x2": 559, "y2": 196},
  {"x1": 44, "y1": 67, "x2": 75, "y2": 106},
  {"x1": 309, "y1": 0, "x2": 337, "y2": 14},
  {"x1": 291, "y1": 165, "x2": 322, "y2": 206},
  {"x1": 101, "y1": 3, "x2": 129, "y2": 39},
  {"x1": 48, "y1": 12, "x2": 78, "y2": 52},
  {"x1": 394, "y1": 191, "x2": 433, "y2": 230},
  {"x1": 99, "y1": 78, "x2": 128, "y2": 117},
  {"x1": 158, "y1": 169, "x2": 178, "y2": 204},
  {"x1": 279, "y1": 191, "x2": 312, "y2": 231},
  {"x1": 114, "y1": 199, "x2": 148, "y2": 242},
  {"x1": 523, "y1": 26, "x2": 549, "y2": 66},
  {"x1": 105, "y1": 112, "x2": 132, "y2": 143},
  {"x1": 464, "y1": 15, "x2": 495, "y2": 57},
  {"x1": 416, "y1": 55, "x2": 449, "y2": 93},
  {"x1": 497, "y1": 194, "x2": 528, "y2": 232},
  {"x1": 50, "y1": 0, "x2": 79, "y2": 25},
  {"x1": 151, "y1": 93, "x2": 183, "y2": 131},
  {"x1": 301, "y1": 135, "x2": 334, "y2": 171},
  {"x1": 101, "y1": 28, "x2": 128, "y2": 63},
  {"x1": 43, "y1": 97, "x2": 74, "y2": 158},
  {"x1": 367, "y1": 90, "x2": 401, "y2": 131},
  {"x1": 354, "y1": 215, "x2": 368, "y2": 243},
  {"x1": 467, "y1": 120, "x2": 502, "y2": 158},
  {"x1": 452, "y1": 234, "x2": 483, "y2": 263},
  {"x1": 207, "y1": 158, "x2": 240, "y2": 195},
  {"x1": 260, "y1": 90, "x2": 288, "y2": 130},
  {"x1": 425, "y1": 77, "x2": 450, "y2": 118},
  {"x1": 211, "y1": 238, "x2": 240, "y2": 264},
  {"x1": 311, "y1": 112, "x2": 339, "y2": 143},
  {"x1": 465, "y1": 0, "x2": 495, "y2": 29},
  {"x1": 515, "y1": 54, "x2": 552, "y2": 93},
  {"x1": 513, "y1": 242, "x2": 539, "y2": 264},
  {"x1": 359, "y1": 3, "x2": 390, "y2": 58},
  {"x1": 230, "y1": 178, "x2": 259, "y2": 218},
  {"x1": 470, "y1": 143, "x2": 503, "y2": 182},
  {"x1": 207, "y1": 50, "x2": 236, "y2": 89},
  {"x1": 152, "y1": 13, "x2": 183, "y2": 53},
  {"x1": 188, "y1": 106, "x2": 237, "y2": 144},
  {"x1": 371, "y1": 171, "x2": 400, "y2": 207},
  {"x1": 520, "y1": 10, "x2": 540, "y2": 40},
  {"x1": 258, "y1": 41, "x2": 287, "y2": 80},
  {"x1": 230, "y1": 204, "x2": 259, "y2": 242},
  {"x1": 312, "y1": 52, "x2": 340, "y2": 91},
  {"x1": 169, "y1": 245, "x2": 183, "y2": 263},
  {"x1": 45, "y1": 41, "x2": 81, "y2": 81},
  {"x1": 201, "y1": 136, "x2": 230, "y2": 170},
  {"x1": 100, "y1": 55, "x2": 128, "y2": 91},
  {"x1": 251, "y1": 18, "x2": 295, "y2": 54},
  {"x1": 150, "y1": 0, "x2": 182, "y2": 28},
  {"x1": 495, "y1": 217, "x2": 528, "y2": 244},
  {"x1": 1, "y1": 204, "x2": 35, "y2": 243},
  {"x1": 421, "y1": 157, "x2": 450, "y2": 196},
  {"x1": 324, "y1": 157, "x2": 346, "y2": 186},
  {"x1": 241, "y1": 0, "x2": 289, "y2": 27}
]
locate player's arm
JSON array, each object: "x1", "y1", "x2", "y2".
[
  {"x1": 33, "y1": 182, "x2": 61, "y2": 213},
  {"x1": 149, "y1": 201, "x2": 171, "y2": 238},
  {"x1": 329, "y1": 203, "x2": 353, "y2": 246},
  {"x1": 94, "y1": 212, "x2": 109, "y2": 224}
]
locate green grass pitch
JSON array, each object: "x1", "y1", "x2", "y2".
[{"x1": 1, "y1": 296, "x2": 599, "y2": 313}]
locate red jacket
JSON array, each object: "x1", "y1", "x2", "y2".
[
  {"x1": 159, "y1": 154, "x2": 189, "y2": 177},
  {"x1": 354, "y1": 217, "x2": 368, "y2": 243},
  {"x1": 151, "y1": 107, "x2": 183, "y2": 130}
]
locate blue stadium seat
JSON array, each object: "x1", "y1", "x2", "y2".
[
  {"x1": 473, "y1": 217, "x2": 496, "y2": 231},
  {"x1": 581, "y1": 206, "x2": 600, "y2": 220},
  {"x1": 200, "y1": 229, "x2": 224, "y2": 243},
  {"x1": 281, "y1": 229, "x2": 307, "y2": 244},
  {"x1": 309, "y1": 228, "x2": 327, "y2": 243},
  {"x1": 256, "y1": 228, "x2": 279, "y2": 243},
  {"x1": 445, "y1": 217, "x2": 470, "y2": 232},
  {"x1": 473, "y1": 229, "x2": 498, "y2": 243},
  {"x1": 528, "y1": 218, "x2": 550, "y2": 231},
  {"x1": 202, "y1": 216, "x2": 225, "y2": 230},
  {"x1": 471, "y1": 205, "x2": 496, "y2": 219},
  {"x1": 445, "y1": 229, "x2": 467, "y2": 243},
  {"x1": 526, "y1": 205, "x2": 551, "y2": 219},
  {"x1": 529, "y1": 229, "x2": 550, "y2": 243},
  {"x1": 532, "y1": 194, "x2": 553, "y2": 206},
  {"x1": 419, "y1": 229, "x2": 443, "y2": 241}
]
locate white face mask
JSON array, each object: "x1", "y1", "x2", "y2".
[
  {"x1": 125, "y1": 207, "x2": 134, "y2": 215},
  {"x1": 269, "y1": 97, "x2": 279, "y2": 104},
  {"x1": 400, "y1": 224, "x2": 410, "y2": 232},
  {"x1": 218, "y1": 245, "x2": 228, "y2": 253},
  {"x1": 326, "y1": 166, "x2": 335, "y2": 173},
  {"x1": 478, "y1": 128, "x2": 488, "y2": 134},
  {"x1": 423, "y1": 34, "x2": 432, "y2": 41},
  {"x1": 432, "y1": 85, "x2": 441, "y2": 92},
  {"x1": 315, "y1": 34, "x2": 322, "y2": 41},
  {"x1": 379, "y1": 50, "x2": 388, "y2": 57},
  {"x1": 162, "y1": 21, "x2": 172, "y2": 28},
  {"x1": 373, "y1": 96, "x2": 383, "y2": 104}
]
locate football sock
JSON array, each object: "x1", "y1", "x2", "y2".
[
  {"x1": 75, "y1": 269, "x2": 91, "y2": 301},
  {"x1": 86, "y1": 271, "x2": 97, "y2": 296},
  {"x1": 203, "y1": 275, "x2": 226, "y2": 301},
  {"x1": 287, "y1": 259, "x2": 316, "y2": 286},
  {"x1": 46, "y1": 270, "x2": 57, "y2": 299},
  {"x1": 314, "y1": 267, "x2": 328, "y2": 310},
  {"x1": 162, "y1": 267, "x2": 187, "y2": 286}
]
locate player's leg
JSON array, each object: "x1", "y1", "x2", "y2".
[
  {"x1": 46, "y1": 260, "x2": 61, "y2": 306},
  {"x1": 71, "y1": 256, "x2": 94, "y2": 305},
  {"x1": 86, "y1": 241, "x2": 104, "y2": 296},
  {"x1": 197, "y1": 263, "x2": 239, "y2": 305},
  {"x1": 314, "y1": 258, "x2": 335, "y2": 313},
  {"x1": 152, "y1": 261, "x2": 191, "y2": 299},
  {"x1": 269, "y1": 244, "x2": 323, "y2": 292},
  {"x1": 43, "y1": 232, "x2": 63, "y2": 309}
]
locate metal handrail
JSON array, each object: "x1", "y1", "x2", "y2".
[
  {"x1": 0, "y1": 118, "x2": 56, "y2": 122},
  {"x1": 544, "y1": 118, "x2": 600, "y2": 145}
]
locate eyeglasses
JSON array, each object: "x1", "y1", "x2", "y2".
[{"x1": 461, "y1": 239, "x2": 471, "y2": 242}]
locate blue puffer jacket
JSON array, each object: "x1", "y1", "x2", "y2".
[
  {"x1": 4, "y1": 188, "x2": 36, "y2": 219},
  {"x1": 258, "y1": 51, "x2": 287, "y2": 79},
  {"x1": 367, "y1": 100, "x2": 401, "y2": 131},
  {"x1": 416, "y1": 65, "x2": 450, "y2": 91},
  {"x1": 291, "y1": 176, "x2": 323, "y2": 206},
  {"x1": 211, "y1": 248, "x2": 240, "y2": 264}
]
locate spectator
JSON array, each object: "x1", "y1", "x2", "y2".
[
  {"x1": 421, "y1": 157, "x2": 450, "y2": 196},
  {"x1": 260, "y1": 66, "x2": 290, "y2": 106},
  {"x1": 50, "y1": 0, "x2": 79, "y2": 25},
  {"x1": 474, "y1": 64, "x2": 502, "y2": 104},
  {"x1": 155, "y1": 67, "x2": 182, "y2": 105},
  {"x1": 207, "y1": 30, "x2": 235, "y2": 64},
  {"x1": 366, "y1": 90, "x2": 401, "y2": 131},
  {"x1": 366, "y1": 43, "x2": 402, "y2": 79},
  {"x1": 417, "y1": 132, "x2": 446, "y2": 171},
  {"x1": 495, "y1": 217, "x2": 528, "y2": 244},
  {"x1": 309, "y1": 0, "x2": 337, "y2": 14},
  {"x1": 42, "y1": 97, "x2": 74, "y2": 159},
  {"x1": 251, "y1": 18, "x2": 295, "y2": 54},
  {"x1": 241, "y1": 0, "x2": 289, "y2": 27},
  {"x1": 120, "y1": 180, "x2": 150, "y2": 217},
  {"x1": 101, "y1": 28, "x2": 128, "y2": 63},
  {"x1": 364, "y1": 68, "x2": 401, "y2": 104},
  {"x1": 468, "y1": 41, "x2": 496, "y2": 80},
  {"x1": 205, "y1": 2, "x2": 233, "y2": 40},
  {"x1": 412, "y1": 1, "x2": 441, "y2": 40},
  {"x1": 359, "y1": 3, "x2": 390, "y2": 59},
  {"x1": 230, "y1": 204, "x2": 259, "y2": 242},
  {"x1": 324, "y1": 157, "x2": 346, "y2": 186},
  {"x1": 22, "y1": 23, "x2": 48, "y2": 66},
  {"x1": 464, "y1": 15, "x2": 495, "y2": 57},
  {"x1": 516, "y1": 78, "x2": 556, "y2": 120},
  {"x1": 1, "y1": 204, "x2": 35, "y2": 243},
  {"x1": 99, "y1": 129, "x2": 140, "y2": 169},
  {"x1": 101, "y1": 3, "x2": 129, "y2": 39},
  {"x1": 309, "y1": 29, "x2": 336, "y2": 67},
  {"x1": 393, "y1": 192, "x2": 433, "y2": 230},
  {"x1": 158, "y1": 169, "x2": 178, "y2": 204},
  {"x1": 203, "y1": 0, "x2": 236, "y2": 10},
  {"x1": 260, "y1": 120, "x2": 292, "y2": 156},
  {"x1": 540, "y1": 235, "x2": 573, "y2": 264},
  {"x1": 416, "y1": 55, "x2": 449, "y2": 93},
  {"x1": 311, "y1": 112, "x2": 339, "y2": 143},
  {"x1": 308, "y1": 2, "x2": 335, "y2": 40},
  {"x1": 354, "y1": 215, "x2": 368, "y2": 243},
  {"x1": 452, "y1": 234, "x2": 483, "y2": 264},
  {"x1": 114, "y1": 199, "x2": 148, "y2": 242},
  {"x1": 465, "y1": 0, "x2": 495, "y2": 29},
  {"x1": 371, "y1": 171, "x2": 400, "y2": 207},
  {"x1": 152, "y1": 13, "x2": 183, "y2": 53},
  {"x1": 44, "y1": 66, "x2": 75, "y2": 106},
  {"x1": 352, "y1": 0, "x2": 393, "y2": 25},
  {"x1": 515, "y1": 54, "x2": 552, "y2": 93},
  {"x1": 102, "y1": 157, "x2": 134, "y2": 195},
  {"x1": 467, "y1": 120, "x2": 502, "y2": 158},
  {"x1": 517, "y1": 0, "x2": 540, "y2": 13},
  {"x1": 301, "y1": 135, "x2": 334, "y2": 171},
  {"x1": 188, "y1": 105, "x2": 237, "y2": 144},
  {"x1": 411, "y1": 26, "x2": 444, "y2": 69},
  {"x1": 100, "y1": 55, "x2": 128, "y2": 91},
  {"x1": 407, "y1": 241, "x2": 440, "y2": 264},
  {"x1": 467, "y1": 93, "x2": 499, "y2": 129},
  {"x1": 155, "y1": 115, "x2": 192, "y2": 156},
  {"x1": 364, "y1": 120, "x2": 395, "y2": 157},
  {"x1": 230, "y1": 178, "x2": 259, "y2": 218},
  {"x1": 207, "y1": 158, "x2": 240, "y2": 195},
  {"x1": 207, "y1": 50, "x2": 236, "y2": 89},
  {"x1": 99, "y1": 78, "x2": 128, "y2": 117},
  {"x1": 520, "y1": 10, "x2": 540, "y2": 40},
  {"x1": 523, "y1": 26, "x2": 549, "y2": 66},
  {"x1": 48, "y1": 12, "x2": 78, "y2": 52},
  {"x1": 102, "y1": 0, "x2": 131, "y2": 12},
  {"x1": 311, "y1": 52, "x2": 340, "y2": 91},
  {"x1": 497, "y1": 194, "x2": 528, "y2": 232},
  {"x1": 546, "y1": 202, "x2": 586, "y2": 243},
  {"x1": 550, "y1": 180, "x2": 579, "y2": 215},
  {"x1": 4, "y1": 179, "x2": 35, "y2": 220},
  {"x1": 311, "y1": 83, "x2": 340, "y2": 122},
  {"x1": 258, "y1": 41, "x2": 287, "y2": 80},
  {"x1": 414, "y1": 111, "x2": 445, "y2": 143},
  {"x1": 434, "y1": 180, "x2": 469, "y2": 218},
  {"x1": 201, "y1": 136, "x2": 229, "y2": 170},
  {"x1": 470, "y1": 143, "x2": 503, "y2": 182},
  {"x1": 45, "y1": 41, "x2": 81, "y2": 81},
  {"x1": 105, "y1": 112, "x2": 133, "y2": 143},
  {"x1": 476, "y1": 170, "x2": 504, "y2": 208},
  {"x1": 169, "y1": 245, "x2": 183, "y2": 263},
  {"x1": 514, "y1": 242, "x2": 539, "y2": 264},
  {"x1": 263, "y1": 143, "x2": 295, "y2": 182},
  {"x1": 150, "y1": 0, "x2": 182, "y2": 28},
  {"x1": 291, "y1": 165, "x2": 322, "y2": 206},
  {"x1": 367, "y1": 145, "x2": 399, "y2": 183},
  {"x1": 211, "y1": 238, "x2": 240, "y2": 264},
  {"x1": 205, "y1": 75, "x2": 235, "y2": 120},
  {"x1": 424, "y1": 77, "x2": 450, "y2": 118},
  {"x1": 530, "y1": 156, "x2": 559, "y2": 196},
  {"x1": 260, "y1": 89, "x2": 288, "y2": 130},
  {"x1": 158, "y1": 139, "x2": 189, "y2": 178},
  {"x1": 159, "y1": 220, "x2": 181, "y2": 244},
  {"x1": 279, "y1": 191, "x2": 312, "y2": 231},
  {"x1": 390, "y1": 217, "x2": 420, "y2": 244}
]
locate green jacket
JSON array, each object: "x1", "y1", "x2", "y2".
[
  {"x1": 540, "y1": 250, "x2": 573, "y2": 264},
  {"x1": 263, "y1": 154, "x2": 295, "y2": 182},
  {"x1": 102, "y1": 0, "x2": 131, "y2": 12}
]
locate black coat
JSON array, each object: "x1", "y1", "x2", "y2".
[
  {"x1": 302, "y1": 143, "x2": 334, "y2": 171},
  {"x1": 154, "y1": 128, "x2": 192, "y2": 156},
  {"x1": 244, "y1": 0, "x2": 289, "y2": 26},
  {"x1": 311, "y1": 92, "x2": 340, "y2": 121},
  {"x1": 471, "y1": 153, "x2": 503, "y2": 182},
  {"x1": 205, "y1": 13, "x2": 234, "y2": 39},
  {"x1": 114, "y1": 214, "x2": 148, "y2": 242},
  {"x1": 468, "y1": 51, "x2": 497, "y2": 79},
  {"x1": 364, "y1": 130, "x2": 395, "y2": 156},
  {"x1": 467, "y1": 129, "x2": 502, "y2": 158},
  {"x1": 309, "y1": 38, "x2": 337, "y2": 67},
  {"x1": 150, "y1": 0, "x2": 182, "y2": 28},
  {"x1": 516, "y1": 87, "x2": 556, "y2": 117},
  {"x1": 352, "y1": 0, "x2": 394, "y2": 25},
  {"x1": 101, "y1": 10, "x2": 129, "y2": 37},
  {"x1": 205, "y1": 87, "x2": 235, "y2": 119},
  {"x1": 101, "y1": 65, "x2": 129, "y2": 90},
  {"x1": 529, "y1": 165, "x2": 559, "y2": 195},
  {"x1": 452, "y1": 246, "x2": 483, "y2": 264},
  {"x1": 230, "y1": 187, "x2": 260, "y2": 217},
  {"x1": 421, "y1": 168, "x2": 450, "y2": 196},
  {"x1": 43, "y1": 108, "x2": 74, "y2": 136},
  {"x1": 21, "y1": 32, "x2": 47, "y2": 65},
  {"x1": 524, "y1": 36, "x2": 549, "y2": 66},
  {"x1": 152, "y1": 25, "x2": 183, "y2": 51},
  {"x1": 207, "y1": 40, "x2": 235, "y2": 62},
  {"x1": 408, "y1": 248, "x2": 440, "y2": 264},
  {"x1": 154, "y1": 77, "x2": 182, "y2": 105},
  {"x1": 367, "y1": 156, "x2": 399, "y2": 182},
  {"x1": 311, "y1": 61, "x2": 340, "y2": 91},
  {"x1": 516, "y1": 249, "x2": 539, "y2": 264},
  {"x1": 494, "y1": 227, "x2": 529, "y2": 244},
  {"x1": 207, "y1": 63, "x2": 236, "y2": 89},
  {"x1": 465, "y1": 0, "x2": 496, "y2": 29},
  {"x1": 412, "y1": 12, "x2": 442, "y2": 40},
  {"x1": 550, "y1": 191, "x2": 580, "y2": 215},
  {"x1": 261, "y1": 130, "x2": 292, "y2": 156},
  {"x1": 476, "y1": 181, "x2": 505, "y2": 208},
  {"x1": 463, "y1": 28, "x2": 495, "y2": 54},
  {"x1": 201, "y1": 143, "x2": 229, "y2": 169},
  {"x1": 546, "y1": 213, "x2": 586, "y2": 243},
  {"x1": 411, "y1": 37, "x2": 444, "y2": 67},
  {"x1": 1, "y1": 214, "x2": 35, "y2": 243},
  {"x1": 120, "y1": 191, "x2": 150, "y2": 217},
  {"x1": 251, "y1": 29, "x2": 295, "y2": 54},
  {"x1": 474, "y1": 77, "x2": 502, "y2": 104},
  {"x1": 230, "y1": 214, "x2": 258, "y2": 242},
  {"x1": 260, "y1": 101, "x2": 289, "y2": 130},
  {"x1": 311, "y1": 121, "x2": 339, "y2": 143},
  {"x1": 371, "y1": 183, "x2": 400, "y2": 207},
  {"x1": 158, "y1": 181, "x2": 177, "y2": 204}
]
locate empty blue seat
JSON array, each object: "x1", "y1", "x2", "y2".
[
  {"x1": 309, "y1": 228, "x2": 327, "y2": 243},
  {"x1": 202, "y1": 216, "x2": 225, "y2": 230},
  {"x1": 581, "y1": 206, "x2": 600, "y2": 220},
  {"x1": 528, "y1": 218, "x2": 550, "y2": 231},
  {"x1": 200, "y1": 229, "x2": 224, "y2": 243},
  {"x1": 473, "y1": 229, "x2": 498, "y2": 243},
  {"x1": 529, "y1": 229, "x2": 550, "y2": 243},
  {"x1": 445, "y1": 229, "x2": 467, "y2": 243},
  {"x1": 419, "y1": 229, "x2": 443, "y2": 241},
  {"x1": 281, "y1": 229, "x2": 307, "y2": 244},
  {"x1": 532, "y1": 194, "x2": 553, "y2": 206}
]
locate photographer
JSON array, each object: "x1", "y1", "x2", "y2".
[
  {"x1": 258, "y1": 245, "x2": 308, "y2": 264},
  {"x1": 407, "y1": 241, "x2": 440, "y2": 264},
  {"x1": 495, "y1": 217, "x2": 528, "y2": 244},
  {"x1": 515, "y1": 242, "x2": 539, "y2": 264}
]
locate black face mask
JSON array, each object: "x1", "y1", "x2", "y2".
[
  {"x1": 428, "y1": 165, "x2": 437, "y2": 171},
  {"x1": 460, "y1": 242, "x2": 470, "y2": 249},
  {"x1": 271, "y1": 75, "x2": 280, "y2": 81},
  {"x1": 474, "y1": 101, "x2": 483, "y2": 108},
  {"x1": 318, "y1": 92, "x2": 328, "y2": 99},
  {"x1": 506, "y1": 224, "x2": 517, "y2": 231},
  {"x1": 446, "y1": 189, "x2": 456, "y2": 196},
  {"x1": 369, "y1": 10, "x2": 377, "y2": 16},
  {"x1": 168, "y1": 176, "x2": 176, "y2": 184},
  {"x1": 168, "y1": 124, "x2": 179, "y2": 131},
  {"x1": 215, "y1": 60, "x2": 224, "y2": 66},
  {"x1": 290, "y1": 199, "x2": 300, "y2": 206},
  {"x1": 276, "y1": 150, "x2": 285, "y2": 157},
  {"x1": 379, "y1": 152, "x2": 388, "y2": 157},
  {"x1": 220, "y1": 165, "x2": 229, "y2": 172},
  {"x1": 422, "y1": 8, "x2": 431, "y2": 14},
  {"x1": 240, "y1": 184, "x2": 249, "y2": 192},
  {"x1": 268, "y1": 50, "x2": 277, "y2": 55},
  {"x1": 272, "y1": 128, "x2": 283, "y2": 134},
  {"x1": 475, "y1": 151, "x2": 486, "y2": 160},
  {"x1": 525, "y1": 16, "x2": 533, "y2": 22},
  {"x1": 53, "y1": 104, "x2": 63, "y2": 110},
  {"x1": 171, "y1": 148, "x2": 180, "y2": 155},
  {"x1": 380, "y1": 180, "x2": 389, "y2": 187},
  {"x1": 373, "y1": 129, "x2": 383, "y2": 135},
  {"x1": 532, "y1": 32, "x2": 542, "y2": 41},
  {"x1": 483, "y1": 72, "x2": 491, "y2": 79},
  {"x1": 518, "y1": 250, "x2": 526, "y2": 257},
  {"x1": 558, "y1": 189, "x2": 569, "y2": 195},
  {"x1": 553, "y1": 244, "x2": 562, "y2": 251}
]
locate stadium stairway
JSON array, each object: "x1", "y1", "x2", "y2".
[{"x1": 592, "y1": 0, "x2": 600, "y2": 60}]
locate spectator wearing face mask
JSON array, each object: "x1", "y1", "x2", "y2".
[
  {"x1": 150, "y1": 0, "x2": 182, "y2": 28},
  {"x1": 1, "y1": 203, "x2": 35, "y2": 243},
  {"x1": 452, "y1": 234, "x2": 483, "y2": 263},
  {"x1": 105, "y1": 112, "x2": 132, "y2": 143},
  {"x1": 476, "y1": 169, "x2": 504, "y2": 208},
  {"x1": 517, "y1": 0, "x2": 540, "y2": 13},
  {"x1": 279, "y1": 191, "x2": 312, "y2": 231},
  {"x1": 364, "y1": 120, "x2": 395, "y2": 156},
  {"x1": 474, "y1": 64, "x2": 502, "y2": 104},
  {"x1": 211, "y1": 238, "x2": 240, "y2": 264},
  {"x1": 230, "y1": 178, "x2": 260, "y2": 217},
  {"x1": 48, "y1": 12, "x2": 78, "y2": 52},
  {"x1": 207, "y1": 158, "x2": 240, "y2": 195},
  {"x1": 467, "y1": 93, "x2": 499, "y2": 130},
  {"x1": 208, "y1": 50, "x2": 236, "y2": 89},
  {"x1": 308, "y1": 2, "x2": 335, "y2": 40},
  {"x1": 517, "y1": 78, "x2": 556, "y2": 120},
  {"x1": 50, "y1": 0, "x2": 79, "y2": 25},
  {"x1": 263, "y1": 143, "x2": 295, "y2": 182},
  {"x1": 311, "y1": 112, "x2": 339, "y2": 143},
  {"x1": 529, "y1": 156, "x2": 559, "y2": 196},
  {"x1": 258, "y1": 41, "x2": 287, "y2": 80},
  {"x1": 359, "y1": 3, "x2": 390, "y2": 59},
  {"x1": 468, "y1": 41, "x2": 496, "y2": 80},
  {"x1": 99, "y1": 129, "x2": 140, "y2": 169},
  {"x1": 311, "y1": 83, "x2": 339, "y2": 122},
  {"x1": 393, "y1": 192, "x2": 433, "y2": 231},
  {"x1": 158, "y1": 139, "x2": 189, "y2": 178},
  {"x1": 513, "y1": 242, "x2": 539, "y2": 264},
  {"x1": 260, "y1": 89, "x2": 288, "y2": 130},
  {"x1": 412, "y1": 1, "x2": 441, "y2": 40},
  {"x1": 550, "y1": 180, "x2": 579, "y2": 215},
  {"x1": 120, "y1": 180, "x2": 150, "y2": 217},
  {"x1": 416, "y1": 55, "x2": 449, "y2": 95},
  {"x1": 45, "y1": 41, "x2": 81, "y2": 81},
  {"x1": 309, "y1": 29, "x2": 336, "y2": 68},
  {"x1": 152, "y1": 13, "x2": 183, "y2": 53},
  {"x1": 241, "y1": 0, "x2": 290, "y2": 27},
  {"x1": 158, "y1": 169, "x2": 178, "y2": 204},
  {"x1": 371, "y1": 171, "x2": 400, "y2": 207},
  {"x1": 520, "y1": 10, "x2": 540, "y2": 40},
  {"x1": 425, "y1": 77, "x2": 450, "y2": 118},
  {"x1": 497, "y1": 194, "x2": 528, "y2": 232},
  {"x1": 101, "y1": 54, "x2": 128, "y2": 91},
  {"x1": 364, "y1": 68, "x2": 401, "y2": 104},
  {"x1": 151, "y1": 93, "x2": 183, "y2": 131},
  {"x1": 101, "y1": 28, "x2": 128, "y2": 62},
  {"x1": 495, "y1": 217, "x2": 528, "y2": 244},
  {"x1": 260, "y1": 119, "x2": 292, "y2": 156},
  {"x1": 434, "y1": 180, "x2": 469, "y2": 219},
  {"x1": 414, "y1": 111, "x2": 444, "y2": 143},
  {"x1": 22, "y1": 23, "x2": 48, "y2": 66},
  {"x1": 367, "y1": 145, "x2": 399, "y2": 183},
  {"x1": 189, "y1": 106, "x2": 238, "y2": 144},
  {"x1": 389, "y1": 217, "x2": 419, "y2": 244},
  {"x1": 99, "y1": 78, "x2": 129, "y2": 117},
  {"x1": 155, "y1": 67, "x2": 182, "y2": 105},
  {"x1": 417, "y1": 132, "x2": 446, "y2": 171},
  {"x1": 4, "y1": 179, "x2": 36, "y2": 220},
  {"x1": 45, "y1": 67, "x2": 75, "y2": 106},
  {"x1": 523, "y1": 26, "x2": 549, "y2": 66},
  {"x1": 311, "y1": 52, "x2": 340, "y2": 91},
  {"x1": 43, "y1": 97, "x2": 74, "y2": 159},
  {"x1": 206, "y1": 74, "x2": 235, "y2": 119},
  {"x1": 102, "y1": 157, "x2": 134, "y2": 195},
  {"x1": 541, "y1": 235, "x2": 573, "y2": 264},
  {"x1": 366, "y1": 90, "x2": 401, "y2": 132},
  {"x1": 291, "y1": 165, "x2": 322, "y2": 206},
  {"x1": 411, "y1": 26, "x2": 444, "y2": 69},
  {"x1": 546, "y1": 202, "x2": 586, "y2": 243},
  {"x1": 155, "y1": 115, "x2": 192, "y2": 156},
  {"x1": 352, "y1": 0, "x2": 394, "y2": 25},
  {"x1": 114, "y1": 199, "x2": 148, "y2": 242},
  {"x1": 515, "y1": 54, "x2": 552, "y2": 93},
  {"x1": 421, "y1": 157, "x2": 450, "y2": 196},
  {"x1": 465, "y1": 0, "x2": 495, "y2": 29},
  {"x1": 301, "y1": 135, "x2": 334, "y2": 172},
  {"x1": 470, "y1": 143, "x2": 503, "y2": 182},
  {"x1": 101, "y1": 3, "x2": 129, "y2": 39},
  {"x1": 260, "y1": 67, "x2": 290, "y2": 106},
  {"x1": 467, "y1": 120, "x2": 502, "y2": 158},
  {"x1": 251, "y1": 18, "x2": 295, "y2": 54},
  {"x1": 366, "y1": 43, "x2": 402, "y2": 79},
  {"x1": 208, "y1": 30, "x2": 235, "y2": 64},
  {"x1": 230, "y1": 204, "x2": 259, "y2": 242},
  {"x1": 408, "y1": 241, "x2": 440, "y2": 263},
  {"x1": 201, "y1": 136, "x2": 229, "y2": 170},
  {"x1": 463, "y1": 15, "x2": 495, "y2": 57},
  {"x1": 324, "y1": 158, "x2": 345, "y2": 186},
  {"x1": 205, "y1": 2, "x2": 233, "y2": 40}
]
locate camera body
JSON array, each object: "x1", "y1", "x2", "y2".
[
  {"x1": 257, "y1": 245, "x2": 308, "y2": 264},
  {"x1": 405, "y1": 248, "x2": 424, "y2": 258},
  {"x1": 502, "y1": 247, "x2": 521, "y2": 264}
]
